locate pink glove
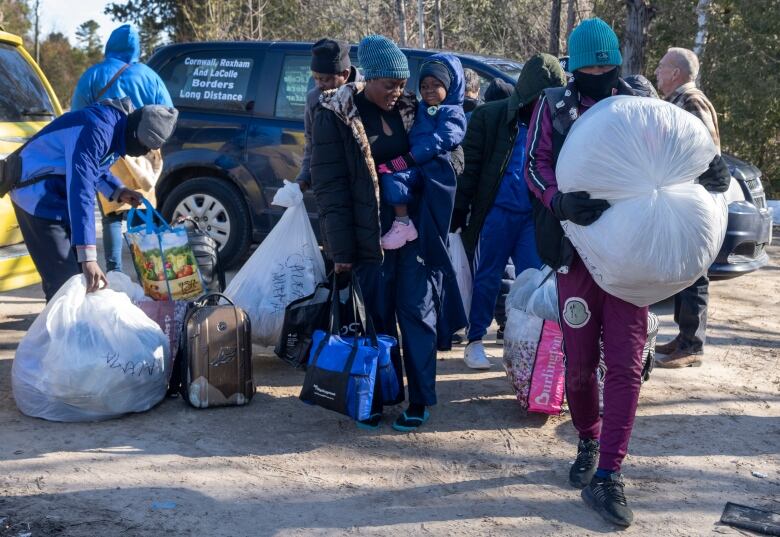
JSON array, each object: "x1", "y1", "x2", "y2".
[
  {"x1": 377, "y1": 163, "x2": 392, "y2": 175},
  {"x1": 389, "y1": 155, "x2": 409, "y2": 171}
]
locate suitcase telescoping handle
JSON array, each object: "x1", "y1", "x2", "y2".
[
  {"x1": 196, "y1": 293, "x2": 235, "y2": 307},
  {"x1": 176, "y1": 216, "x2": 227, "y2": 293}
]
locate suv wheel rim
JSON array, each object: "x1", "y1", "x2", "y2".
[{"x1": 173, "y1": 194, "x2": 231, "y2": 249}]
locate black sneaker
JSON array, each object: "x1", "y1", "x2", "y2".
[
  {"x1": 581, "y1": 472, "x2": 633, "y2": 528},
  {"x1": 569, "y1": 438, "x2": 600, "y2": 488},
  {"x1": 496, "y1": 325, "x2": 505, "y2": 340}
]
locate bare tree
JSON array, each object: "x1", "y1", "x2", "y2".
[
  {"x1": 622, "y1": 0, "x2": 655, "y2": 75},
  {"x1": 549, "y1": 0, "x2": 562, "y2": 55},
  {"x1": 566, "y1": 0, "x2": 577, "y2": 39},
  {"x1": 434, "y1": 0, "x2": 443, "y2": 48},
  {"x1": 693, "y1": 0, "x2": 711, "y2": 57},
  {"x1": 33, "y1": 0, "x2": 40, "y2": 63},
  {"x1": 396, "y1": 0, "x2": 407, "y2": 46},
  {"x1": 417, "y1": 0, "x2": 425, "y2": 48}
]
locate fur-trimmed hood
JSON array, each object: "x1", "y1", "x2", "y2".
[{"x1": 318, "y1": 82, "x2": 417, "y2": 211}]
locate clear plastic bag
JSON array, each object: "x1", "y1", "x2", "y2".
[
  {"x1": 527, "y1": 276, "x2": 558, "y2": 322},
  {"x1": 12, "y1": 275, "x2": 170, "y2": 422},
  {"x1": 507, "y1": 267, "x2": 558, "y2": 321},
  {"x1": 556, "y1": 96, "x2": 727, "y2": 306},
  {"x1": 225, "y1": 181, "x2": 326, "y2": 346},
  {"x1": 106, "y1": 271, "x2": 149, "y2": 303},
  {"x1": 447, "y1": 232, "x2": 472, "y2": 315}
]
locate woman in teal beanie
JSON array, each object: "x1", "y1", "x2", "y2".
[
  {"x1": 309, "y1": 35, "x2": 464, "y2": 432},
  {"x1": 525, "y1": 17, "x2": 643, "y2": 528}
]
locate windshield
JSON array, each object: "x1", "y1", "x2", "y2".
[
  {"x1": 489, "y1": 61, "x2": 524, "y2": 81},
  {"x1": 0, "y1": 43, "x2": 55, "y2": 122}
]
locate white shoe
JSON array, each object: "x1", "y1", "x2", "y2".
[{"x1": 464, "y1": 341, "x2": 492, "y2": 370}]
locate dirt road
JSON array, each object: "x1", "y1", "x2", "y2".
[{"x1": 1, "y1": 248, "x2": 778, "y2": 536}]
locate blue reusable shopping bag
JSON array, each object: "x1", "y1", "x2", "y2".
[
  {"x1": 299, "y1": 274, "x2": 398, "y2": 421},
  {"x1": 125, "y1": 199, "x2": 205, "y2": 301}
]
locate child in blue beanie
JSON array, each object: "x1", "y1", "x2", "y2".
[{"x1": 377, "y1": 54, "x2": 467, "y2": 249}]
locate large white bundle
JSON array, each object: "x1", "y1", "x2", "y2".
[
  {"x1": 12, "y1": 275, "x2": 170, "y2": 422},
  {"x1": 556, "y1": 96, "x2": 727, "y2": 306},
  {"x1": 225, "y1": 181, "x2": 326, "y2": 346}
]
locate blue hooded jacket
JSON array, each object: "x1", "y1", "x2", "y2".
[
  {"x1": 408, "y1": 54, "x2": 467, "y2": 167},
  {"x1": 71, "y1": 24, "x2": 172, "y2": 110},
  {"x1": 10, "y1": 100, "x2": 131, "y2": 258},
  {"x1": 411, "y1": 54, "x2": 469, "y2": 347}
]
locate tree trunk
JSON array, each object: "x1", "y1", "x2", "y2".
[
  {"x1": 417, "y1": 0, "x2": 425, "y2": 48},
  {"x1": 434, "y1": 0, "x2": 443, "y2": 49},
  {"x1": 396, "y1": 0, "x2": 407, "y2": 46},
  {"x1": 33, "y1": 0, "x2": 41, "y2": 64},
  {"x1": 549, "y1": 0, "x2": 562, "y2": 55},
  {"x1": 566, "y1": 0, "x2": 577, "y2": 39},
  {"x1": 622, "y1": 0, "x2": 655, "y2": 75},
  {"x1": 693, "y1": 0, "x2": 711, "y2": 57}
]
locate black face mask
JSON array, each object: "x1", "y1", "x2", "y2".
[
  {"x1": 574, "y1": 67, "x2": 620, "y2": 101},
  {"x1": 124, "y1": 130, "x2": 149, "y2": 157}
]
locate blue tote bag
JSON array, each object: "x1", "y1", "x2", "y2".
[{"x1": 299, "y1": 274, "x2": 398, "y2": 421}]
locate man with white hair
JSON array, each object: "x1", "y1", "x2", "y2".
[{"x1": 654, "y1": 46, "x2": 724, "y2": 368}]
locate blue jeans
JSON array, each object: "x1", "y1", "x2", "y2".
[
  {"x1": 101, "y1": 209, "x2": 124, "y2": 272},
  {"x1": 467, "y1": 205, "x2": 541, "y2": 341}
]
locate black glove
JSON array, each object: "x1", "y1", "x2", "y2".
[
  {"x1": 697, "y1": 155, "x2": 731, "y2": 193},
  {"x1": 450, "y1": 208, "x2": 468, "y2": 233},
  {"x1": 551, "y1": 191, "x2": 610, "y2": 226}
]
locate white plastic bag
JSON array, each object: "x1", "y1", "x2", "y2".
[
  {"x1": 225, "y1": 181, "x2": 326, "y2": 346},
  {"x1": 556, "y1": 96, "x2": 727, "y2": 306},
  {"x1": 507, "y1": 267, "x2": 558, "y2": 321},
  {"x1": 12, "y1": 275, "x2": 170, "y2": 422},
  {"x1": 107, "y1": 271, "x2": 149, "y2": 302},
  {"x1": 527, "y1": 276, "x2": 558, "y2": 322},
  {"x1": 448, "y1": 232, "x2": 472, "y2": 315}
]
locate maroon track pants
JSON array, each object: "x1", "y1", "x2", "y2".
[{"x1": 556, "y1": 253, "x2": 648, "y2": 472}]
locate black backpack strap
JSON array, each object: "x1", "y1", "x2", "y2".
[{"x1": 543, "y1": 85, "x2": 578, "y2": 163}]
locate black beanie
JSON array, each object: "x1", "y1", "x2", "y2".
[
  {"x1": 311, "y1": 38, "x2": 351, "y2": 74},
  {"x1": 484, "y1": 78, "x2": 514, "y2": 102},
  {"x1": 419, "y1": 60, "x2": 451, "y2": 92}
]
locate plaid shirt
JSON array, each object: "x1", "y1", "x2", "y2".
[{"x1": 667, "y1": 82, "x2": 721, "y2": 152}]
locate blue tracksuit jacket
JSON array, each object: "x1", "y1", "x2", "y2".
[
  {"x1": 71, "y1": 24, "x2": 172, "y2": 111},
  {"x1": 9, "y1": 101, "x2": 131, "y2": 252}
]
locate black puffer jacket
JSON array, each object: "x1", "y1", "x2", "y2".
[{"x1": 310, "y1": 82, "x2": 416, "y2": 264}]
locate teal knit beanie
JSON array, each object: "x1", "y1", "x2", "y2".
[
  {"x1": 567, "y1": 18, "x2": 622, "y2": 72},
  {"x1": 358, "y1": 35, "x2": 410, "y2": 80}
]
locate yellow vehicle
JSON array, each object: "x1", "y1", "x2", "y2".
[{"x1": 0, "y1": 29, "x2": 62, "y2": 291}]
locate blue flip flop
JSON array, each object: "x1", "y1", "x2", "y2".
[
  {"x1": 356, "y1": 413, "x2": 383, "y2": 430},
  {"x1": 392, "y1": 409, "x2": 430, "y2": 432}
]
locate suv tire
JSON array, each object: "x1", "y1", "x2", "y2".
[{"x1": 161, "y1": 177, "x2": 252, "y2": 268}]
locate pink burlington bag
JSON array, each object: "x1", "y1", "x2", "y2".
[
  {"x1": 527, "y1": 321, "x2": 565, "y2": 414},
  {"x1": 503, "y1": 310, "x2": 565, "y2": 415}
]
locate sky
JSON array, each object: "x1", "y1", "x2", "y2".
[{"x1": 39, "y1": 0, "x2": 118, "y2": 48}]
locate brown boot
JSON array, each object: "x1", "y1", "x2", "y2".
[
  {"x1": 655, "y1": 337, "x2": 679, "y2": 356},
  {"x1": 655, "y1": 348, "x2": 703, "y2": 368}
]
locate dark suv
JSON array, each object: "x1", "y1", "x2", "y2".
[{"x1": 147, "y1": 41, "x2": 771, "y2": 276}]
